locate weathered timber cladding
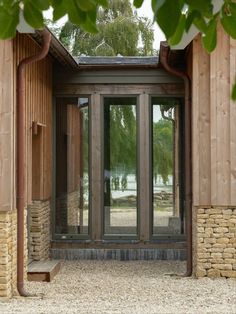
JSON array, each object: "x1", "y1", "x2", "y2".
[
  {"x1": 13, "y1": 34, "x2": 53, "y2": 203},
  {"x1": 0, "y1": 40, "x2": 14, "y2": 211},
  {"x1": 192, "y1": 27, "x2": 236, "y2": 206}
]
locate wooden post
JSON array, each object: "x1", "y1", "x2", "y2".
[
  {"x1": 139, "y1": 93, "x2": 151, "y2": 241},
  {"x1": 90, "y1": 93, "x2": 102, "y2": 241}
]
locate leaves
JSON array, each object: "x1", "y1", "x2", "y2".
[
  {"x1": 0, "y1": 4, "x2": 19, "y2": 39},
  {"x1": 169, "y1": 14, "x2": 186, "y2": 46},
  {"x1": 154, "y1": 0, "x2": 183, "y2": 39},
  {"x1": 133, "y1": 0, "x2": 144, "y2": 9},
  {"x1": 202, "y1": 16, "x2": 217, "y2": 52},
  {"x1": 221, "y1": 16, "x2": 236, "y2": 39},
  {"x1": 185, "y1": 0, "x2": 213, "y2": 18},
  {"x1": 0, "y1": 0, "x2": 109, "y2": 38},
  {"x1": 51, "y1": 0, "x2": 67, "y2": 21},
  {"x1": 76, "y1": 0, "x2": 96, "y2": 12},
  {"x1": 33, "y1": 0, "x2": 50, "y2": 11},
  {"x1": 23, "y1": 1, "x2": 44, "y2": 29}
]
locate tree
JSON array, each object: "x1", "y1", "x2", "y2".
[
  {"x1": 0, "y1": 0, "x2": 235, "y2": 98},
  {"x1": 57, "y1": 0, "x2": 154, "y2": 56}
]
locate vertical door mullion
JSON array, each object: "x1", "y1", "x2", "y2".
[
  {"x1": 139, "y1": 93, "x2": 151, "y2": 241},
  {"x1": 90, "y1": 93, "x2": 102, "y2": 241}
]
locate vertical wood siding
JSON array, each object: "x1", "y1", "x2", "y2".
[
  {"x1": 0, "y1": 40, "x2": 14, "y2": 211},
  {"x1": 192, "y1": 26, "x2": 236, "y2": 206},
  {"x1": 14, "y1": 34, "x2": 53, "y2": 204}
]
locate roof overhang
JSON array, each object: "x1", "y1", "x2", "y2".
[
  {"x1": 75, "y1": 56, "x2": 160, "y2": 69},
  {"x1": 30, "y1": 28, "x2": 78, "y2": 69}
]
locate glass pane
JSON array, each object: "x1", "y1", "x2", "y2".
[
  {"x1": 152, "y1": 98, "x2": 183, "y2": 235},
  {"x1": 104, "y1": 97, "x2": 137, "y2": 236},
  {"x1": 55, "y1": 97, "x2": 89, "y2": 236}
]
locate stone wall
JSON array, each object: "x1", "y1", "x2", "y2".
[
  {"x1": 194, "y1": 207, "x2": 236, "y2": 278},
  {"x1": 28, "y1": 200, "x2": 51, "y2": 261},
  {"x1": 0, "y1": 210, "x2": 17, "y2": 297}
]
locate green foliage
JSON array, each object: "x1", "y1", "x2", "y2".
[
  {"x1": 0, "y1": 3, "x2": 19, "y2": 39},
  {"x1": 202, "y1": 15, "x2": 217, "y2": 52},
  {"x1": 57, "y1": 0, "x2": 154, "y2": 56},
  {"x1": 0, "y1": 0, "x2": 108, "y2": 39},
  {"x1": 155, "y1": 0, "x2": 182, "y2": 39}
]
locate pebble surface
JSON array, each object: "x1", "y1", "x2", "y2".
[{"x1": 0, "y1": 260, "x2": 235, "y2": 314}]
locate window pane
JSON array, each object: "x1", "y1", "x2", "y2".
[
  {"x1": 152, "y1": 98, "x2": 183, "y2": 236},
  {"x1": 55, "y1": 97, "x2": 89, "y2": 235},
  {"x1": 104, "y1": 97, "x2": 137, "y2": 236}
]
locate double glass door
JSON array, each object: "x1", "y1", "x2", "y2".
[{"x1": 54, "y1": 92, "x2": 185, "y2": 241}]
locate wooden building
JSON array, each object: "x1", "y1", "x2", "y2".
[{"x1": 0, "y1": 25, "x2": 235, "y2": 297}]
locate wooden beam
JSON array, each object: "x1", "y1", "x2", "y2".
[
  {"x1": 0, "y1": 40, "x2": 14, "y2": 211},
  {"x1": 139, "y1": 93, "x2": 151, "y2": 241},
  {"x1": 90, "y1": 93, "x2": 102, "y2": 240},
  {"x1": 54, "y1": 84, "x2": 184, "y2": 97}
]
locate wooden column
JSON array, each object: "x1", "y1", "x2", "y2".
[
  {"x1": 0, "y1": 40, "x2": 14, "y2": 211},
  {"x1": 90, "y1": 93, "x2": 102, "y2": 241},
  {"x1": 174, "y1": 106, "x2": 180, "y2": 216},
  {"x1": 139, "y1": 93, "x2": 151, "y2": 241}
]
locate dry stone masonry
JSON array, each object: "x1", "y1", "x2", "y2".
[
  {"x1": 0, "y1": 210, "x2": 17, "y2": 297},
  {"x1": 28, "y1": 200, "x2": 51, "y2": 261},
  {"x1": 194, "y1": 207, "x2": 236, "y2": 278}
]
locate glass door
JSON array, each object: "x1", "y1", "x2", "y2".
[{"x1": 103, "y1": 97, "x2": 138, "y2": 237}]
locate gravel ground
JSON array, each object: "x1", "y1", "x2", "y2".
[{"x1": 0, "y1": 260, "x2": 235, "y2": 314}]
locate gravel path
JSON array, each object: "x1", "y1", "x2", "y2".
[{"x1": 0, "y1": 261, "x2": 235, "y2": 314}]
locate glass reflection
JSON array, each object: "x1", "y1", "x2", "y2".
[
  {"x1": 152, "y1": 98, "x2": 183, "y2": 235},
  {"x1": 55, "y1": 97, "x2": 89, "y2": 235},
  {"x1": 104, "y1": 97, "x2": 137, "y2": 236}
]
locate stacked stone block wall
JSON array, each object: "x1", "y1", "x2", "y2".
[
  {"x1": 0, "y1": 210, "x2": 17, "y2": 297},
  {"x1": 194, "y1": 207, "x2": 236, "y2": 278},
  {"x1": 28, "y1": 200, "x2": 51, "y2": 261}
]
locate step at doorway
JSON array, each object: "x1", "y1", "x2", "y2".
[{"x1": 28, "y1": 260, "x2": 61, "y2": 282}]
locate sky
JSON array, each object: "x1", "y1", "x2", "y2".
[{"x1": 44, "y1": 0, "x2": 166, "y2": 50}]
